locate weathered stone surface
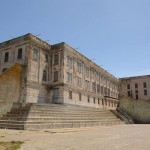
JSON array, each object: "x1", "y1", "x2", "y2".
[
  {"x1": 0, "y1": 64, "x2": 22, "y2": 116},
  {"x1": 119, "y1": 97, "x2": 150, "y2": 123}
]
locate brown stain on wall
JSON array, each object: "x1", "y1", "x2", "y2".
[{"x1": 0, "y1": 64, "x2": 22, "y2": 103}]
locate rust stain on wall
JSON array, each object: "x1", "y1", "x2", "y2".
[{"x1": 0, "y1": 64, "x2": 22, "y2": 103}]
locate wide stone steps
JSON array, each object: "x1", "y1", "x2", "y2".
[
  {"x1": 0, "y1": 116, "x2": 119, "y2": 121},
  {"x1": 0, "y1": 120, "x2": 122, "y2": 130},
  {"x1": 0, "y1": 103, "x2": 124, "y2": 129}
]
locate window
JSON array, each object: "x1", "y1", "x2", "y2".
[
  {"x1": 17, "y1": 48, "x2": 22, "y2": 59},
  {"x1": 127, "y1": 91, "x2": 131, "y2": 97},
  {"x1": 108, "y1": 89, "x2": 110, "y2": 97},
  {"x1": 97, "y1": 84, "x2": 100, "y2": 93},
  {"x1": 93, "y1": 97, "x2": 95, "y2": 104},
  {"x1": 45, "y1": 54, "x2": 48, "y2": 62},
  {"x1": 135, "y1": 83, "x2": 138, "y2": 89},
  {"x1": 143, "y1": 82, "x2": 147, "y2": 88},
  {"x1": 144, "y1": 90, "x2": 147, "y2": 96},
  {"x1": 102, "y1": 99, "x2": 104, "y2": 105},
  {"x1": 77, "y1": 62, "x2": 82, "y2": 73},
  {"x1": 67, "y1": 72, "x2": 72, "y2": 83},
  {"x1": 79, "y1": 93, "x2": 82, "y2": 101},
  {"x1": 85, "y1": 67, "x2": 90, "y2": 77},
  {"x1": 135, "y1": 90, "x2": 138, "y2": 94},
  {"x1": 53, "y1": 90, "x2": 59, "y2": 100},
  {"x1": 96, "y1": 73, "x2": 99, "y2": 82},
  {"x1": 105, "y1": 100, "x2": 107, "y2": 106},
  {"x1": 4, "y1": 52, "x2": 9, "y2": 62},
  {"x1": 91, "y1": 70, "x2": 94, "y2": 79},
  {"x1": 98, "y1": 98, "x2": 100, "y2": 104},
  {"x1": 101, "y1": 86, "x2": 103, "y2": 95},
  {"x1": 54, "y1": 54, "x2": 59, "y2": 65},
  {"x1": 104, "y1": 87, "x2": 107, "y2": 95},
  {"x1": 42, "y1": 70, "x2": 47, "y2": 81},
  {"x1": 85, "y1": 80, "x2": 90, "y2": 90},
  {"x1": 127, "y1": 84, "x2": 130, "y2": 90},
  {"x1": 32, "y1": 48, "x2": 38, "y2": 61},
  {"x1": 67, "y1": 56, "x2": 73, "y2": 67},
  {"x1": 77, "y1": 76, "x2": 82, "y2": 87},
  {"x1": 69, "y1": 91, "x2": 72, "y2": 99},
  {"x1": 88, "y1": 95, "x2": 90, "y2": 103},
  {"x1": 54, "y1": 71, "x2": 59, "y2": 82},
  {"x1": 92, "y1": 82, "x2": 96, "y2": 92}
]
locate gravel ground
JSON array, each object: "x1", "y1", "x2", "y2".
[{"x1": 0, "y1": 125, "x2": 150, "y2": 150}]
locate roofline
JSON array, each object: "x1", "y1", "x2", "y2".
[
  {"x1": 0, "y1": 33, "x2": 51, "y2": 49},
  {"x1": 120, "y1": 74, "x2": 150, "y2": 80},
  {"x1": 52, "y1": 42, "x2": 118, "y2": 82}
]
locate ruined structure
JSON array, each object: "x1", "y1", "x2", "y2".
[{"x1": 0, "y1": 33, "x2": 119, "y2": 111}]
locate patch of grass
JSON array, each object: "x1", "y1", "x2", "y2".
[
  {"x1": 0, "y1": 141, "x2": 24, "y2": 150},
  {"x1": 0, "y1": 136, "x2": 5, "y2": 138}
]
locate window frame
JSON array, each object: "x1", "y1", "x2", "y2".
[
  {"x1": 4, "y1": 52, "x2": 9, "y2": 62},
  {"x1": 17, "y1": 48, "x2": 23, "y2": 59},
  {"x1": 53, "y1": 71, "x2": 59, "y2": 82},
  {"x1": 42, "y1": 70, "x2": 47, "y2": 82}
]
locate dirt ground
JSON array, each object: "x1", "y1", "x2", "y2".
[{"x1": 0, "y1": 125, "x2": 150, "y2": 150}]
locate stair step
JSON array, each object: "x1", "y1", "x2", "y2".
[{"x1": 0, "y1": 103, "x2": 124, "y2": 129}]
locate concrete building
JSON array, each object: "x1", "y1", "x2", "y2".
[
  {"x1": 119, "y1": 75, "x2": 150, "y2": 100},
  {"x1": 0, "y1": 33, "x2": 119, "y2": 110}
]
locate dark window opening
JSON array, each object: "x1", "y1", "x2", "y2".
[
  {"x1": 54, "y1": 54, "x2": 59, "y2": 65},
  {"x1": 135, "y1": 90, "x2": 138, "y2": 94},
  {"x1": 105, "y1": 100, "x2": 107, "y2": 106},
  {"x1": 4, "y1": 52, "x2": 9, "y2": 62},
  {"x1": 88, "y1": 95, "x2": 90, "y2": 103},
  {"x1": 127, "y1": 91, "x2": 131, "y2": 97},
  {"x1": 102, "y1": 99, "x2": 104, "y2": 105},
  {"x1": 54, "y1": 71, "x2": 59, "y2": 82},
  {"x1": 143, "y1": 82, "x2": 147, "y2": 88},
  {"x1": 17, "y1": 48, "x2": 22, "y2": 59},
  {"x1": 135, "y1": 83, "x2": 138, "y2": 89},
  {"x1": 45, "y1": 54, "x2": 49, "y2": 62},
  {"x1": 32, "y1": 48, "x2": 38, "y2": 61},
  {"x1": 79, "y1": 93, "x2": 81, "y2": 101},
  {"x1": 93, "y1": 97, "x2": 95, "y2": 104},
  {"x1": 42, "y1": 70, "x2": 47, "y2": 81},
  {"x1": 127, "y1": 84, "x2": 130, "y2": 90},
  {"x1": 69, "y1": 91, "x2": 72, "y2": 99},
  {"x1": 98, "y1": 98, "x2": 100, "y2": 105},
  {"x1": 144, "y1": 90, "x2": 147, "y2": 96},
  {"x1": 101, "y1": 86, "x2": 103, "y2": 95},
  {"x1": 136, "y1": 94, "x2": 138, "y2": 100}
]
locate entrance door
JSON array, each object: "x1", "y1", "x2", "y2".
[{"x1": 52, "y1": 90, "x2": 59, "y2": 103}]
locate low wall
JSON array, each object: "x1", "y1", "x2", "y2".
[
  {"x1": 119, "y1": 97, "x2": 150, "y2": 123},
  {"x1": 0, "y1": 64, "x2": 22, "y2": 116}
]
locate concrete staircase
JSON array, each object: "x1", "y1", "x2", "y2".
[{"x1": 0, "y1": 103, "x2": 124, "y2": 130}]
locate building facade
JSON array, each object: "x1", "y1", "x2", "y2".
[
  {"x1": 119, "y1": 75, "x2": 150, "y2": 100},
  {"x1": 0, "y1": 33, "x2": 119, "y2": 109}
]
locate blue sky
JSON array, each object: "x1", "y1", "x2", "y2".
[{"x1": 0, "y1": 0, "x2": 150, "y2": 78}]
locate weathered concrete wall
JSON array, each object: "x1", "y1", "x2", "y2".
[
  {"x1": 25, "y1": 81, "x2": 48, "y2": 103},
  {"x1": 0, "y1": 64, "x2": 22, "y2": 116},
  {"x1": 119, "y1": 97, "x2": 150, "y2": 123}
]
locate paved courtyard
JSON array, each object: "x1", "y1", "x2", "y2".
[{"x1": 0, "y1": 125, "x2": 150, "y2": 150}]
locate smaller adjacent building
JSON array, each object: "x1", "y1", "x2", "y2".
[{"x1": 119, "y1": 75, "x2": 150, "y2": 100}]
